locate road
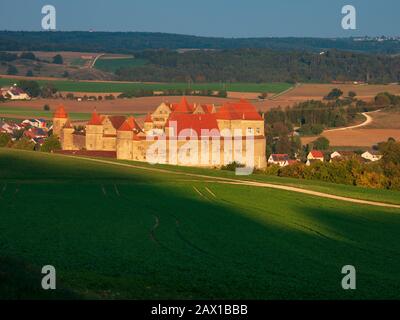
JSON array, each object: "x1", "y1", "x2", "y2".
[{"x1": 324, "y1": 109, "x2": 380, "y2": 133}]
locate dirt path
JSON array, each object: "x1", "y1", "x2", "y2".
[
  {"x1": 64, "y1": 155, "x2": 400, "y2": 209},
  {"x1": 90, "y1": 54, "x2": 105, "y2": 69},
  {"x1": 324, "y1": 110, "x2": 380, "y2": 133}
]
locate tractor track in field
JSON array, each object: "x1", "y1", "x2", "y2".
[{"x1": 63, "y1": 155, "x2": 400, "y2": 209}]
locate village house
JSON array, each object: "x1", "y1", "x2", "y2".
[
  {"x1": 268, "y1": 154, "x2": 290, "y2": 167},
  {"x1": 361, "y1": 151, "x2": 383, "y2": 162},
  {"x1": 0, "y1": 121, "x2": 22, "y2": 134},
  {"x1": 0, "y1": 85, "x2": 30, "y2": 100},
  {"x1": 21, "y1": 119, "x2": 47, "y2": 129},
  {"x1": 306, "y1": 150, "x2": 324, "y2": 166},
  {"x1": 55, "y1": 98, "x2": 267, "y2": 169},
  {"x1": 330, "y1": 150, "x2": 357, "y2": 161}
]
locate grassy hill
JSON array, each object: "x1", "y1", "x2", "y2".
[{"x1": 1, "y1": 148, "x2": 400, "y2": 299}]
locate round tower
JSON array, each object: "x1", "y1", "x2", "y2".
[{"x1": 53, "y1": 105, "x2": 68, "y2": 136}]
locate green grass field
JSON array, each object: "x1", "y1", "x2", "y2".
[
  {"x1": 0, "y1": 77, "x2": 291, "y2": 93},
  {"x1": 1, "y1": 149, "x2": 399, "y2": 299},
  {"x1": 94, "y1": 57, "x2": 148, "y2": 73},
  {"x1": 0, "y1": 106, "x2": 91, "y2": 120}
]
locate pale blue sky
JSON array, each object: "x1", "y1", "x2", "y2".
[{"x1": 0, "y1": 0, "x2": 398, "y2": 37}]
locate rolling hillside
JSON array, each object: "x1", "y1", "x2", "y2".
[{"x1": 1, "y1": 149, "x2": 399, "y2": 299}]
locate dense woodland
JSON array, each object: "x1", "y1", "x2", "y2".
[
  {"x1": 116, "y1": 49, "x2": 400, "y2": 83},
  {"x1": 2, "y1": 31, "x2": 400, "y2": 53}
]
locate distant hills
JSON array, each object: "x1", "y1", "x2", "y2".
[{"x1": 1, "y1": 31, "x2": 400, "y2": 54}]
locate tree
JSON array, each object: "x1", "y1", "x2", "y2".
[
  {"x1": 20, "y1": 52, "x2": 36, "y2": 60},
  {"x1": 379, "y1": 139, "x2": 400, "y2": 166},
  {"x1": 0, "y1": 133, "x2": 11, "y2": 147},
  {"x1": 11, "y1": 137, "x2": 35, "y2": 150},
  {"x1": 313, "y1": 137, "x2": 330, "y2": 150},
  {"x1": 325, "y1": 88, "x2": 343, "y2": 100},
  {"x1": 375, "y1": 93, "x2": 391, "y2": 106},
  {"x1": 40, "y1": 135, "x2": 61, "y2": 153},
  {"x1": 7, "y1": 65, "x2": 18, "y2": 75},
  {"x1": 348, "y1": 91, "x2": 357, "y2": 99},
  {"x1": 17, "y1": 80, "x2": 40, "y2": 97},
  {"x1": 52, "y1": 54, "x2": 64, "y2": 65}
]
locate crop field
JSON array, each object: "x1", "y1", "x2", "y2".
[
  {"x1": 94, "y1": 57, "x2": 148, "y2": 72},
  {"x1": 0, "y1": 149, "x2": 400, "y2": 299},
  {"x1": 0, "y1": 77, "x2": 291, "y2": 94},
  {"x1": 0, "y1": 106, "x2": 91, "y2": 120}
]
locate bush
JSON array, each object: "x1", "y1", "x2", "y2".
[
  {"x1": 52, "y1": 54, "x2": 64, "y2": 65},
  {"x1": 40, "y1": 136, "x2": 61, "y2": 153},
  {"x1": 11, "y1": 137, "x2": 35, "y2": 150},
  {"x1": 313, "y1": 137, "x2": 330, "y2": 150},
  {"x1": 221, "y1": 161, "x2": 245, "y2": 171},
  {"x1": 20, "y1": 52, "x2": 36, "y2": 60},
  {"x1": 0, "y1": 133, "x2": 11, "y2": 147},
  {"x1": 6, "y1": 65, "x2": 18, "y2": 75}
]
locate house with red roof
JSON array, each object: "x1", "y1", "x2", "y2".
[
  {"x1": 268, "y1": 154, "x2": 290, "y2": 167},
  {"x1": 306, "y1": 150, "x2": 325, "y2": 166}
]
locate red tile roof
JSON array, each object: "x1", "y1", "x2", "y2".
[
  {"x1": 118, "y1": 116, "x2": 141, "y2": 132},
  {"x1": 270, "y1": 154, "x2": 289, "y2": 162},
  {"x1": 53, "y1": 105, "x2": 68, "y2": 119},
  {"x1": 167, "y1": 113, "x2": 220, "y2": 137},
  {"x1": 310, "y1": 150, "x2": 324, "y2": 158},
  {"x1": 144, "y1": 113, "x2": 153, "y2": 123},
  {"x1": 87, "y1": 111, "x2": 103, "y2": 125},
  {"x1": 171, "y1": 97, "x2": 194, "y2": 113},
  {"x1": 108, "y1": 116, "x2": 126, "y2": 130},
  {"x1": 215, "y1": 99, "x2": 262, "y2": 121}
]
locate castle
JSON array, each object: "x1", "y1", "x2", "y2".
[{"x1": 53, "y1": 97, "x2": 266, "y2": 168}]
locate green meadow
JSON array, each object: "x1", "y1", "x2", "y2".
[
  {"x1": 0, "y1": 77, "x2": 291, "y2": 93},
  {"x1": 94, "y1": 57, "x2": 148, "y2": 73},
  {"x1": 0, "y1": 148, "x2": 399, "y2": 299},
  {"x1": 0, "y1": 106, "x2": 91, "y2": 120}
]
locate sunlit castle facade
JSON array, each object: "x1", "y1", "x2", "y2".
[{"x1": 54, "y1": 97, "x2": 267, "y2": 169}]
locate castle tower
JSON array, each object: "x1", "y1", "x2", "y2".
[
  {"x1": 61, "y1": 121, "x2": 75, "y2": 150},
  {"x1": 53, "y1": 105, "x2": 68, "y2": 136},
  {"x1": 116, "y1": 117, "x2": 135, "y2": 159},
  {"x1": 143, "y1": 113, "x2": 154, "y2": 133},
  {"x1": 85, "y1": 111, "x2": 103, "y2": 150}
]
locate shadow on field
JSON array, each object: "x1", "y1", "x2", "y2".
[
  {"x1": 1, "y1": 149, "x2": 400, "y2": 299},
  {"x1": 0, "y1": 256, "x2": 82, "y2": 299}
]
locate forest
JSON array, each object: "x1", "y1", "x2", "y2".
[
  {"x1": 2, "y1": 31, "x2": 400, "y2": 53},
  {"x1": 115, "y1": 49, "x2": 400, "y2": 83}
]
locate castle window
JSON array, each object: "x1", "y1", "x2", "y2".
[{"x1": 247, "y1": 127, "x2": 254, "y2": 134}]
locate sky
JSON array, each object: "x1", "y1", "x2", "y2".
[{"x1": 0, "y1": 0, "x2": 398, "y2": 38}]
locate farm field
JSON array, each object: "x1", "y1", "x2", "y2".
[
  {"x1": 0, "y1": 77, "x2": 291, "y2": 93},
  {"x1": 0, "y1": 106, "x2": 92, "y2": 121},
  {"x1": 302, "y1": 110, "x2": 400, "y2": 147},
  {"x1": 365, "y1": 110, "x2": 400, "y2": 129},
  {"x1": 94, "y1": 56, "x2": 148, "y2": 72},
  {"x1": 1, "y1": 148, "x2": 400, "y2": 299},
  {"x1": 268, "y1": 83, "x2": 400, "y2": 108},
  {"x1": 1, "y1": 96, "x2": 241, "y2": 115}
]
